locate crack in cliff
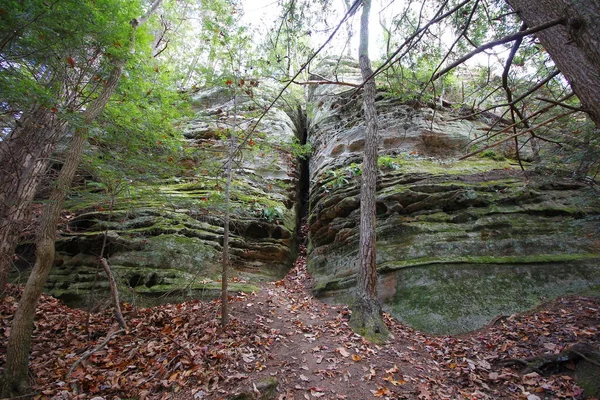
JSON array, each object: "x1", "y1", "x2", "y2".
[{"x1": 293, "y1": 105, "x2": 310, "y2": 243}]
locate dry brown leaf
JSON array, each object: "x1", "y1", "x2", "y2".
[{"x1": 337, "y1": 347, "x2": 350, "y2": 357}]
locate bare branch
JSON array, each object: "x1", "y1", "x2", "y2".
[
  {"x1": 134, "y1": 0, "x2": 163, "y2": 27},
  {"x1": 67, "y1": 329, "x2": 125, "y2": 383},
  {"x1": 432, "y1": 17, "x2": 566, "y2": 81},
  {"x1": 459, "y1": 110, "x2": 576, "y2": 160},
  {"x1": 353, "y1": 0, "x2": 472, "y2": 93},
  {"x1": 227, "y1": 0, "x2": 363, "y2": 163},
  {"x1": 536, "y1": 97, "x2": 587, "y2": 112},
  {"x1": 291, "y1": 79, "x2": 359, "y2": 88},
  {"x1": 448, "y1": 70, "x2": 560, "y2": 121}
]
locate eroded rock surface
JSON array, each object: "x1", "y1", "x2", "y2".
[
  {"x1": 16, "y1": 86, "x2": 303, "y2": 307},
  {"x1": 306, "y1": 60, "x2": 600, "y2": 334}
]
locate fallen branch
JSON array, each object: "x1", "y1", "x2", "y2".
[
  {"x1": 67, "y1": 328, "x2": 125, "y2": 392},
  {"x1": 100, "y1": 257, "x2": 128, "y2": 330},
  {"x1": 497, "y1": 342, "x2": 600, "y2": 374}
]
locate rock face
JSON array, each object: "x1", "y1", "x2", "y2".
[
  {"x1": 16, "y1": 86, "x2": 304, "y2": 307},
  {"x1": 306, "y1": 60, "x2": 600, "y2": 334},
  {"x1": 11, "y1": 59, "x2": 600, "y2": 335}
]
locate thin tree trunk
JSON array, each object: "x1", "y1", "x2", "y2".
[
  {"x1": 357, "y1": 0, "x2": 378, "y2": 305},
  {"x1": 505, "y1": 0, "x2": 600, "y2": 126},
  {"x1": 221, "y1": 89, "x2": 238, "y2": 328},
  {"x1": 1, "y1": 123, "x2": 87, "y2": 397},
  {"x1": 350, "y1": 0, "x2": 389, "y2": 343},
  {"x1": 0, "y1": 107, "x2": 63, "y2": 293},
  {"x1": 0, "y1": 2, "x2": 162, "y2": 393},
  {"x1": 221, "y1": 145, "x2": 232, "y2": 327},
  {"x1": 343, "y1": 0, "x2": 356, "y2": 57}
]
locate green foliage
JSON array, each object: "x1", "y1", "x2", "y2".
[
  {"x1": 378, "y1": 156, "x2": 401, "y2": 170},
  {"x1": 327, "y1": 169, "x2": 350, "y2": 190},
  {"x1": 250, "y1": 202, "x2": 283, "y2": 222},
  {"x1": 262, "y1": 206, "x2": 284, "y2": 222},
  {"x1": 348, "y1": 163, "x2": 362, "y2": 176},
  {"x1": 0, "y1": 0, "x2": 144, "y2": 118},
  {"x1": 83, "y1": 59, "x2": 191, "y2": 183},
  {"x1": 290, "y1": 138, "x2": 313, "y2": 160}
]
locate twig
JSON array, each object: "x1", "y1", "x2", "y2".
[
  {"x1": 67, "y1": 329, "x2": 124, "y2": 381},
  {"x1": 0, "y1": 391, "x2": 42, "y2": 400},
  {"x1": 100, "y1": 257, "x2": 128, "y2": 330},
  {"x1": 448, "y1": 70, "x2": 560, "y2": 122},
  {"x1": 353, "y1": 0, "x2": 472, "y2": 93},
  {"x1": 535, "y1": 97, "x2": 586, "y2": 112},
  {"x1": 226, "y1": 0, "x2": 363, "y2": 164},
  {"x1": 291, "y1": 79, "x2": 359, "y2": 88},
  {"x1": 459, "y1": 110, "x2": 576, "y2": 159}
]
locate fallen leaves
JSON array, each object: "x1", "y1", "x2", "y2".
[
  {"x1": 0, "y1": 285, "x2": 273, "y2": 399},
  {"x1": 385, "y1": 296, "x2": 600, "y2": 400},
  {"x1": 370, "y1": 385, "x2": 391, "y2": 397},
  {"x1": 1, "y1": 261, "x2": 598, "y2": 400}
]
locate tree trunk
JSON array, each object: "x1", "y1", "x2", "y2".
[
  {"x1": 350, "y1": 0, "x2": 389, "y2": 343},
  {"x1": 0, "y1": 107, "x2": 63, "y2": 293},
  {"x1": 1, "y1": 124, "x2": 88, "y2": 396},
  {"x1": 0, "y1": 0, "x2": 164, "y2": 391},
  {"x1": 221, "y1": 109, "x2": 235, "y2": 328},
  {"x1": 505, "y1": 0, "x2": 600, "y2": 126}
]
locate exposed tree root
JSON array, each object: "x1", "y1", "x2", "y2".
[{"x1": 349, "y1": 297, "x2": 390, "y2": 344}]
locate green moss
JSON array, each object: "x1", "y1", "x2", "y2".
[
  {"x1": 349, "y1": 318, "x2": 389, "y2": 345},
  {"x1": 388, "y1": 260, "x2": 600, "y2": 334},
  {"x1": 379, "y1": 253, "x2": 600, "y2": 272},
  {"x1": 378, "y1": 155, "x2": 517, "y2": 175},
  {"x1": 479, "y1": 149, "x2": 505, "y2": 161}
]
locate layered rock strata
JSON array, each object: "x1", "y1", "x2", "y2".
[
  {"x1": 15, "y1": 87, "x2": 302, "y2": 307},
  {"x1": 306, "y1": 60, "x2": 600, "y2": 334}
]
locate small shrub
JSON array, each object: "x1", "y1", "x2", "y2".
[
  {"x1": 378, "y1": 156, "x2": 401, "y2": 170},
  {"x1": 479, "y1": 149, "x2": 505, "y2": 161}
]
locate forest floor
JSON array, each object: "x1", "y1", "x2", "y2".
[{"x1": 1, "y1": 246, "x2": 599, "y2": 400}]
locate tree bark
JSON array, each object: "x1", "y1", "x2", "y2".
[
  {"x1": 1, "y1": 123, "x2": 88, "y2": 397},
  {"x1": 0, "y1": 106, "x2": 63, "y2": 293},
  {"x1": 350, "y1": 0, "x2": 389, "y2": 343},
  {"x1": 505, "y1": 0, "x2": 600, "y2": 126},
  {"x1": 221, "y1": 95, "x2": 236, "y2": 328}
]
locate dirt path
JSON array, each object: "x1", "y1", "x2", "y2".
[
  {"x1": 211, "y1": 249, "x2": 599, "y2": 400},
  {"x1": 222, "y1": 255, "x2": 430, "y2": 399}
]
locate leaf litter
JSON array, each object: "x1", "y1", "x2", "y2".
[{"x1": 0, "y1": 244, "x2": 598, "y2": 399}]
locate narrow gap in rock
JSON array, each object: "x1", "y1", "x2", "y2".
[{"x1": 294, "y1": 105, "x2": 310, "y2": 244}]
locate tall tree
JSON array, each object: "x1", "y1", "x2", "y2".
[
  {"x1": 505, "y1": 0, "x2": 600, "y2": 126},
  {"x1": 350, "y1": 0, "x2": 389, "y2": 342},
  {"x1": 0, "y1": 1, "x2": 163, "y2": 395}
]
